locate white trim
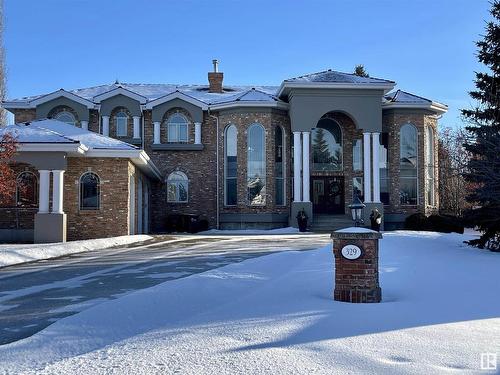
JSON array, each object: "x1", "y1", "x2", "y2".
[
  {"x1": 93, "y1": 87, "x2": 147, "y2": 104},
  {"x1": 293, "y1": 131, "x2": 302, "y2": 202},
  {"x1": 145, "y1": 91, "x2": 209, "y2": 110},
  {"x1": 17, "y1": 143, "x2": 88, "y2": 154},
  {"x1": 38, "y1": 170, "x2": 50, "y2": 214},
  {"x1": 363, "y1": 132, "x2": 372, "y2": 203},
  {"x1": 382, "y1": 101, "x2": 448, "y2": 115},
  {"x1": 372, "y1": 132, "x2": 381, "y2": 203},
  {"x1": 51, "y1": 170, "x2": 65, "y2": 214},
  {"x1": 278, "y1": 81, "x2": 396, "y2": 97},
  {"x1": 302, "y1": 131, "x2": 310, "y2": 202},
  {"x1": 30, "y1": 89, "x2": 96, "y2": 109}
]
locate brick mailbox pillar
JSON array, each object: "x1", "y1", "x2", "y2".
[{"x1": 331, "y1": 228, "x2": 382, "y2": 303}]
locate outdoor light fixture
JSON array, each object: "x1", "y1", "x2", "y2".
[{"x1": 348, "y1": 194, "x2": 366, "y2": 227}]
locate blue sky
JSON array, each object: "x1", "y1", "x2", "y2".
[{"x1": 4, "y1": 0, "x2": 492, "y2": 128}]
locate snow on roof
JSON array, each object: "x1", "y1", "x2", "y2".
[
  {"x1": 1, "y1": 119, "x2": 137, "y2": 150},
  {"x1": 285, "y1": 69, "x2": 395, "y2": 84},
  {"x1": 7, "y1": 83, "x2": 282, "y2": 106},
  {"x1": 384, "y1": 90, "x2": 432, "y2": 104}
]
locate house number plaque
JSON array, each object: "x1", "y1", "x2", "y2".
[{"x1": 341, "y1": 244, "x2": 362, "y2": 260}]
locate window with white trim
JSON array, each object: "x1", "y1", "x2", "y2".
[
  {"x1": 167, "y1": 171, "x2": 188, "y2": 203},
  {"x1": 115, "y1": 111, "x2": 128, "y2": 137},
  {"x1": 400, "y1": 124, "x2": 418, "y2": 205},
  {"x1": 167, "y1": 113, "x2": 189, "y2": 143},
  {"x1": 247, "y1": 123, "x2": 266, "y2": 205},
  {"x1": 225, "y1": 125, "x2": 237, "y2": 206},
  {"x1": 275, "y1": 126, "x2": 285, "y2": 205},
  {"x1": 55, "y1": 110, "x2": 76, "y2": 126},
  {"x1": 80, "y1": 172, "x2": 100, "y2": 210},
  {"x1": 425, "y1": 126, "x2": 435, "y2": 206}
]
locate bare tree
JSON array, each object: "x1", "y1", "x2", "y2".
[{"x1": 438, "y1": 126, "x2": 473, "y2": 216}]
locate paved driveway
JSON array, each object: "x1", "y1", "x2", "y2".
[{"x1": 0, "y1": 234, "x2": 330, "y2": 346}]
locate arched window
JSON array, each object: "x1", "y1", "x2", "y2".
[
  {"x1": 167, "y1": 171, "x2": 188, "y2": 203},
  {"x1": 400, "y1": 124, "x2": 418, "y2": 205},
  {"x1": 167, "y1": 113, "x2": 189, "y2": 143},
  {"x1": 225, "y1": 125, "x2": 237, "y2": 206},
  {"x1": 80, "y1": 172, "x2": 100, "y2": 210},
  {"x1": 115, "y1": 110, "x2": 128, "y2": 137},
  {"x1": 275, "y1": 126, "x2": 285, "y2": 205},
  {"x1": 16, "y1": 172, "x2": 37, "y2": 207},
  {"x1": 426, "y1": 127, "x2": 435, "y2": 206},
  {"x1": 247, "y1": 123, "x2": 266, "y2": 205},
  {"x1": 312, "y1": 118, "x2": 342, "y2": 171},
  {"x1": 55, "y1": 110, "x2": 76, "y2": 126}
]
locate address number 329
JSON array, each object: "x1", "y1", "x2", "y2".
[{"x1": 341, "y1": 245, "x2": 362, "y2": 260}]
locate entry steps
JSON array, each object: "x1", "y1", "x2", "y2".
[{"x1": 310, "y1": 214, "x2": 355, "y2": 232}]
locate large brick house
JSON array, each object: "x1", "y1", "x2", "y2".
[{"x1": 1, "y1": 62, "x2": 447, "y2": 242}]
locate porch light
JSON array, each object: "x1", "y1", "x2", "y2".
[{"x1": 348, "y1": 195, "x2": 366, "y2": 227}]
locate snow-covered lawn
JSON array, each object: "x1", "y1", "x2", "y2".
[
  {"x1": 0, "y1": 235, "x2": 152, "y2": 268},
  {"x1": 1, "y1": 231, "x2": 499, "y2": 374}
]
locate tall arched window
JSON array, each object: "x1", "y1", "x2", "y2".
[
  {"x1": 55, "y1": 110, "x2": 76, "y2": 126},
  {"x1": 275, "y1": 126, "x2": 285, "y2": 205},
  {"x1": 167, "y1": 171, "x2": 188, "y2": 203},
  {"x1": 426, "y1": 127, "x2": 435, "y2": 206},
  {"x1": 225, "y1": 125, "x2": 238, "y2": 206},
  {"x1": 400, "y1": 124, "x2": 418, "y2": 205},
  {"x1": 312, "y1": 118, "x2": 342, "y2": 171},
  {"x1": 16, "y1": 172, "x2": 37, "y2": 207},
  {"x1": 115, "y1": 110, "x2": 128, "y2": 137},
  {"x1": 80, "y1": 172, "x2": 100, "y2": 210},
  {"x1": 167, "y1": 113, "x2": 189, "y2": 143},
  {"x1": 247, "y1": 123, "x2": 266, "y2": 205}
]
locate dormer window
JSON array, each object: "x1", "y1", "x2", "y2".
[
  {"x1": 167, "y1": 113, "x2": 189, "y2": 143},
  {"x1": 55, "y1": 110, "x2": 76, "y2": 126},
  {"x1": 115, "y1": 111, "x2": 128, "y2": 137}
]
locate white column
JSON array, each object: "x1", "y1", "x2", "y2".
[
  {"x1": 133, "y1": 116, "x2": 141, "y2": 139},
  {"x1": 153, "y1": 121, "x2": 161, "y2": 144},
  {"x1": 38, "y1": 170, "x2": 50, "y2": 214},
  {"x1": 51, "y1": 170, "x2": 65, "y2": 214},
  {"x1": 194, "y1": 122, "x2": 202, "y2": 144},
  {"x1": 102, "y1": 116, "x2": 110, "y2": 137},
  {"x1": 372, "y1": 132, "x2": 381, "y2": 203},
  {"x1": 293, "y1": 131, "x2": 302, "y2": 202},
  {"x1": 363, "y1": 132, "x2": 372, "y2": 203},
  {"x1": 81, "y1": 120, "x2": 88, "y2": 131},
  {"x1": 302, "y1": 131, "x2": 310, "y2": 202}
]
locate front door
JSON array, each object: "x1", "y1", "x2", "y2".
[{"x1": 312, "y1": 176, "x2": 345, "y2": 214}]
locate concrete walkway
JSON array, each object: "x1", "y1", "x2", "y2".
[{"x1": 0, "y1": 233, "x2": 330, "y2": 345}]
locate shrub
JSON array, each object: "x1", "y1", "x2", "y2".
[{"x1": 404, "y1": 213, "x2": 464, "y2": 234}]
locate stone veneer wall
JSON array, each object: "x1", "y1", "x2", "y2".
[
  {"x1": 64, "y1": 157, "x2": 132, "y2": 240},
  {"x1": 11, "y1": 109, "x2": 36, "y2": 123}
]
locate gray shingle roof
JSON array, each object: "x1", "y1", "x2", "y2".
[
  {"x1": 284, "y1": 69, "x2": 395, "y2": 84},
  {"x1": 0, "y1": 119, "x2": 137, "y2": 150},
  {"x1": 384, "y1": 90, "x2": 432, "y2": 104}
]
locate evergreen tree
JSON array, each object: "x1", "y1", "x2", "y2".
[
  {"x1": 354, "y1": 65, "x2": 369, "y2": 78},
  {"x1": 312, "y1": 128, "x2": 332, "y2": 164},
  {"x1": 461, "y1": 0, "x2": 500, "y2": 251}
]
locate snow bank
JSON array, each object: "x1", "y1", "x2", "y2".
[
  {"x1": 0, "y1": 235, "x2": 152, "y2": 268},
  {"x1": 1, "y1": 231, "x2": 499, "y2": 374}
]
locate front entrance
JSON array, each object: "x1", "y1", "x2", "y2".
[{"x1": 312, "y1": 176, "x2": 345, "y2": 214}]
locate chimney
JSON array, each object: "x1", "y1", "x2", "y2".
[{"x1": 208, "y1": 59, "x2": 224, "y2": 93}]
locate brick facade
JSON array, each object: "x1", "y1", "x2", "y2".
[{"x1": 7, "y1": 91, "x2": 442, "y2": 237}]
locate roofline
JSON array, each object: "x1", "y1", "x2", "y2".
[
  {"x1": 382, "y1": 101, "x2": 448, "y2": 115},
  {"x1": 16, "y1": 143, "x2": 88, "y2": 154},
  {"x1": 93, "y1": 86, "x2": 148, "y2": 104},
  {"x1": 144, "y1": 91, "x2": 209, "y2": 110},
  {"x1": 85, "y1": 149, "x2": 161, "y2": 180},
  {"x1": 277, "y1": 81, "x2": 396, "y2": 97},
  {"x1": 31, "y1": 89, "x2": 96, "y2": 109},
  {"x1": 209, "y1": 100, "x2": 289, "y2": 111}
]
